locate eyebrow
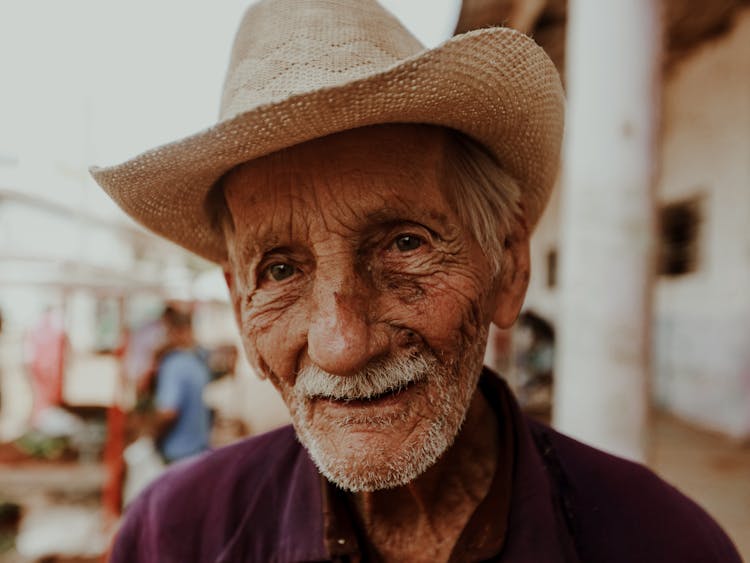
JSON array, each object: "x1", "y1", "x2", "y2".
[
  {"x1": 362, "y1": 207, "x2": 451, "y2": 233},
  {"x1": 236, "y1": 232, "x2": 285, "y2": 266}
]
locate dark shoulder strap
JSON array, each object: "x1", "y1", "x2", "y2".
[{"x1": 528, "y1": 422, "x2": 585, "y2": 563}]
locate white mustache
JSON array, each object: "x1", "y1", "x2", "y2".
[{"x1": 295, "y1": 354, "x2": 435, "y2": 401}]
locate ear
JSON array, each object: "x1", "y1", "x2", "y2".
[{"x1": 491, "y1": 226, "x2": 531, "y2": 329}]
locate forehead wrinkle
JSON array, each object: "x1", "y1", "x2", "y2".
[
  {"x1": 358, "y1": 163, "x2": 455, "y2": 233},
  {"x1": 321, "y1": 173, "x2": 379, "y2": 237},
  {"x1": 226, "y1": 124, "x2": 456, "y2": 263},
  {"x1": 232, "y1": 196, "x2": 315, "y2": 266},
  {"x1": 276, "y1": 164, "x2": 379, "y2": 242},
  {"x1": 294, "y1": 167, "x2": 454, "y2": 247},
  {"x1": 262, "y1": 215, "x2": 312, "y2": 255}
]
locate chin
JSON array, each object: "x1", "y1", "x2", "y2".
[
  {"x1": 293, "y1": 373, "x2": 480, "y2": 492},
  {"x1": 299, "y1": 417, "x2": 456, "y2": 492}
]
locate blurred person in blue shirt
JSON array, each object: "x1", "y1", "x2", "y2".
[{"x1": 154, "y1": 309, "x2": 211, "y2": 463}]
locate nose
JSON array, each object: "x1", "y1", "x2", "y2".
[{"x1": 307, "y1": 277, "x2": 386, "y2": 377}]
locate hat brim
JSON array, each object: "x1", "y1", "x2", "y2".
[{"x1": 90, "y1": 27, "x2": 564, "y2": 264}]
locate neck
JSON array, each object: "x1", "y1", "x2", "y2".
[{"x1": 352, "y1": 386, "x2": 500, "y2": 563}]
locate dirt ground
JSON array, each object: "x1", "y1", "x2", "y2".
[{"x1": 649, "y1": 410, "x2": 750, "y2": 560}]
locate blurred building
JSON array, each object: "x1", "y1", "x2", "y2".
[
  {"x1": 462, "y1": 0, "x2": 750, "y2": 443},
  {"x1": 0, "y1": 118, "x2": 214, "y2": 436}
]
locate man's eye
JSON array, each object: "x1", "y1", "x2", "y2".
[
  {"x1": 393, "y1": 234, "x2": 424, "y2": 252},
  {"x1": 265, "y1": 263, "x2": 297, "y2": 282}
]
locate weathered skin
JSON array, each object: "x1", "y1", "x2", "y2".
[{"x1": 222, "y1": 124, "x2": 530, "y2": 562}]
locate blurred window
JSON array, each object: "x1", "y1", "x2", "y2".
[
  {"x1": 659, "y1": 197, "x2": 702, "y2": 277},
  {"x1": 546, "y1": 248, "x2": 557, "y2": 288}
]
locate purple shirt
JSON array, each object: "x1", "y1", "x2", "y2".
[{"x1": 110, "y1": 372, "x2": 740, "y2": 562}]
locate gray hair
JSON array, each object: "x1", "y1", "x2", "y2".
[
  {"x1": 207, "y1": 126, "x2": 522, "y2": 274},
  {"x1": 441, "y1": 130, "x2": 522, "y2": 275}
]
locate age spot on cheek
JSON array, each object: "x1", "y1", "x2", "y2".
[{"x1": 386, "y1": 277, "x2": 427, "y2": 305}]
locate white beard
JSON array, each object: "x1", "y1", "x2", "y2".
[{"x1": 291, "y1": 348, "x2": 484, "y2": 492}]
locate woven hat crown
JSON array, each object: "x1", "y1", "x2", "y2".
[{"x1": 221, "y1": 0, "x2": 424, "y2": 120}]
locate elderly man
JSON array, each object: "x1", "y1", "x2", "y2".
[{"x1": 94, "y1": 0, "x2": 739, "y2": 561}]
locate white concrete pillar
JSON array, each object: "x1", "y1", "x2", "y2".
[{"x1": 554, "y1": 0, "x2": 661, "y2": 461}]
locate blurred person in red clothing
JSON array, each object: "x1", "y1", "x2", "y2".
[{"x1": 24, "y1": 307, "x2": 67, "y2": 427}]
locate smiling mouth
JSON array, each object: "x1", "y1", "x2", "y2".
[{"x1": 317, "y1": 380, "x2": 419, "y2": 407}]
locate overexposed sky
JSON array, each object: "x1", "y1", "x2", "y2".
[{"x1": 0, "y1": 0, "x2": 461, "y2": 172}]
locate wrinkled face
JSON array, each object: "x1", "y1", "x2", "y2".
[{"x1": 222, "y1": 125, "x2": 524, "y2": 491}]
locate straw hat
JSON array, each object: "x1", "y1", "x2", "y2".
[{"x1": 90, "y1": 0, "x2": 564, "y2": 264}]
